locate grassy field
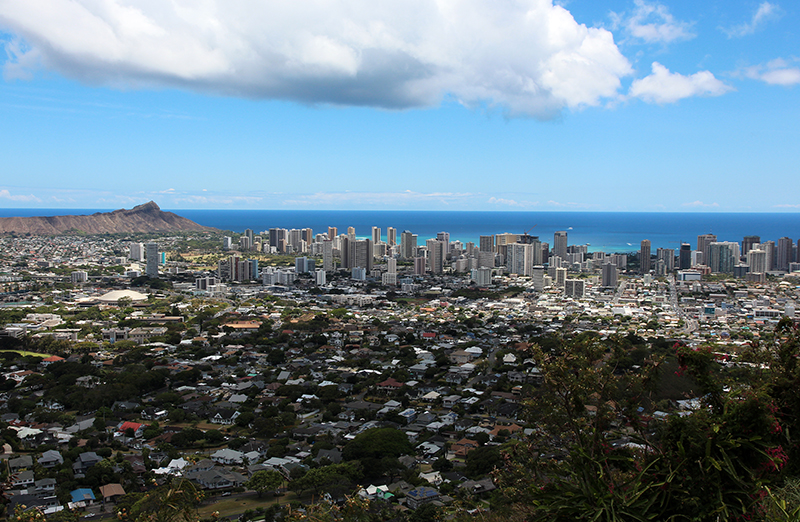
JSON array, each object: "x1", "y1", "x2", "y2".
[
  {"x1": 198, "y1": 491, "x2": 308, "y2": 519},
  {"x1": 0, "y1": 350, "x2": 49, "y2": 358}
]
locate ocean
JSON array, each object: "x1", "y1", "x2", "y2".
[{"x1": 1, "y1": 208, "x2": 799, "y2": 253}]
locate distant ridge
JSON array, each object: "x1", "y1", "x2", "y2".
[{"x1": 0, "y1": 201, "x2": 216, "y2": 235}]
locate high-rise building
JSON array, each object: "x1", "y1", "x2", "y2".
[
  {"x1": 506, "y1": 243, "x2": 533, "y2": 276},
  {"x1": 400, "y1": 231, "x2": 417, "y2": 259},
  {"x1": 697, "y1": 234, "x2": 717, "y2": 266},
  {"x1": 471, "y1": 267, "x2": 492, "y2": 286},
  {"x1": 743, "y1": 236, "x2": 761, "y2": 257},
  {"x1": 129, "y1": 242, "x2": 145, "y2": 261},
  {"x1": 347, "y1": 226, "x2": 356, "y2": 237},
  {"x1": 554, "y1": 231, "x2": 568, "y2": 261},
  {"x1": 564, "y1": 279, "x2": 585, "y2": 298},
  {"x1": 346, "y1": 239, "x2": 373, "y2": 271},
  {"x1": 657, "y1": 248, "x2": 675, "y2": 271},
  {"x1": 426, "y1": 239, "x2": 445, "y2": 274},
  {"x1": 372, "y1": 227, "x2": 382, "y2": 244},
  {"x1": 640, "y1": 240, "x2": 651, "y2": 274},
  {"x1": 414, "y1": 256, "x2": 427, "y2": 275},
  {"x1": 328, "y1": 227, "x2": 338, "y2": 240},
  {"x1": 555, "y1": 267, "x2": 567, "y2": 288},
  {"x1": 748, "y1": 248, "x2": 767, "y2": 275},
  {"x1": 71, "y1": 271, "x2": 88, "y2": 284},
  {"x1": 244, "y1": 229, "x2": 254, "y2": 244},
  {"x1": 777, "y1": 237, "x2": 793, "y2": 271},
  {"x1": 707, "y1": 242, "x2": 739, "y2": 274},
  {"x1": 436, "y1": 232, "x2": 450, "y2": 253},
  {"x1": 387, "y1": 227, "x2": 397, "y2": 247},
  {"x1": 382, "y1": 258, "x2": 397, "y2": 285},
  {"x1": 269, "y1": 228, "x2": 287, "y2": 250},
  {"x1": 145, "y1": 242, "x2": 159, "y2": 278},
  {"x1": 239, "y1": 236, "x2": 252, "y2": 251},
  {"x1": 602, "y1": 262, "x2": 618, "y2": 288},
  {"x1": 322, "y1": 240, "x2": 334, "y2": 271},
  {"x1": 477, "y1": 251, "x2": 495, "y2": 269},
  {"x1": 532, "y1": 266, "x2": 546, "y2": 292},
  {"x1": 762, "y1": 240, "x2": 776, "y2": 270},
  {"x1": 494, "y1": 233, "x2": 518, "y2": 254},
  {"x1": 479, "y1": 235, "x2": 494, "y2": 252},
  {"x1": 679, "y1": 243, "x2": 692, "y2": 269}
]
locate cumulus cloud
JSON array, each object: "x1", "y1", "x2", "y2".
[
  {"x1": 0, "y1": 189, "x2": 41, "y2": 202},
  {"x1": 610, "y1": 0, "x2": 694, "y2": 44},
  {"x1": 0, "y1": 0, "x2": 632, "y2": 118},
  {"x1": 487, "y1": 197, "x2": 539, "y2": 208},
  {"x1": 629, "y1": 62, "x2": 732, "y2": 103},
  {"x1": 723, "y1": 2, "x2": 781, "y2": 38},
  {"x1": 743, "y1": 58, "x2": 800, "y2": 86}
]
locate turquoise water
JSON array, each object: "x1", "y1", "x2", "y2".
[{"x1": 1, "y1": 208, "x2": 798, "y2": 253}]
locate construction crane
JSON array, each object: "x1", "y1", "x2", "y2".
[{"x1": 519, "y1": 225, "x2": 538, "y2": 244}]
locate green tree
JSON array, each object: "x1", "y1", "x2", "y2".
[{"x1": 245, "y1": 469, "x2": 283, "y2": 498}]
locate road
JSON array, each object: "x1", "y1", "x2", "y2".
[{"x1": 668, "y1": 275, "x2": 698, "y2": 336}]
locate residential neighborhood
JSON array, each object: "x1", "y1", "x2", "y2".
[{"x1": 0, "y1": 228, "x2": 798, "y2": 520}]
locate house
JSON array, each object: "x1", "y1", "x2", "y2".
[
  {"x1": 209, "y1": 408, "x2": 240, "y2": 425},
  {"x1": 406, "y1": 486, "x2": 440, "y2": 509},
  {"x1": 34, "y1": 478, "x2": 57, "y2": 496},
  {"x1": 442, "y1": 395, "x2": 462, "y2": 409},
  {"x1": 452, "y1": 438, "x2": 479, "y2": 458},
  {"x1": 314, "y1": 449, "x2": 342, "y2": 465},
  {"x1": 8, "y1": 494, "x2": 62, "y2": 516},
  {"x1": 70, "y1": 488, "x2": 96, "y2": 506},
  {"x1": 37, "y1": 450, "x2": 64, "y2": 468},
  {"x1": 99, "y1": 483, "x2": 126, "y2": 503},
  {"x1": 459, "y1": 478, "x2": 496, "y2": 496},
  {"x1": 12, "y1": 470, "x2": 35, "y2": 488},
  {"x1": 377, "y1": 378, "x2": 404, "y2": 390},
  {"x1": 211, "y1": 448, "x2": 244, "y2": 465},
  {"x1": 118, "y1": 421, "x2": 145, "y2": 438},
  {"x1": 9, "y1": 455, "x2": 33, "y2": 471},
  {"x1": 192, "y1": 468, "x2": 246, "y2": 490},
  {"x1": 141, "y1": 407, "x2": 168, "y2": 421},
  {"x1": 73, "y1": 452, "x2": 103, "y2": 473}
]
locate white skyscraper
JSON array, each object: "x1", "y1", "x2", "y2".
[{"x1": 129, "y1": 243, "x2": 145, "y2": 261}]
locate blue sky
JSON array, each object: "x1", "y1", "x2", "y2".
[{"x1": 0, "y1": 0, "x2": 798, "y2": 212}]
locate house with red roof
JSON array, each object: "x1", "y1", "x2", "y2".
[
  {"x1": 377, "y1": 378, "x2": 404, "y2": 390},
  {"x1": 40, "y1": 355, "x2": 65, "y2": 366},
  {"x1": 117, "y1": 421, "x2": 145, "y2": 438}
]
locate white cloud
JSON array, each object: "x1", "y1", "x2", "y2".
[
  {"x1": 629, "y1": 62, "x2": 732, "y2": 103},
  {"x1": 0, "y1": 189, "x2": 41, "y2": 202},
  {"x1": 610, "y1": 0, "x2": 694, "y2": 44},
  {"x1": 743, "y1": 58, "x2": 800, "y2": 86},
  {"x1": 723, "y1": 2, "x2": 781, "y2": 38},
  {"x1": 0, "y1": 0, "x2": 632, "y2": 119},
  {"x1": 682, "y1": 201, "x2": 719, "y2": 208},
  {"x1": 487, "y1": 197, "x2": 539, "y2": 208}
]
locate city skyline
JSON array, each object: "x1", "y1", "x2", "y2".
[{"x1": 0, "y1": 1, "x2": 798, "y2": 212}]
